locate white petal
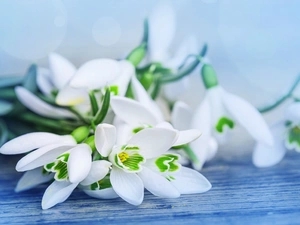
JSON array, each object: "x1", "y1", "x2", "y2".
[
  {"x1": 131, "y1": 76, "x2": 164, "y2": 122},
  {"x1": 190, "y1": 95, "x2": 213, "y2": 170},
  {"x1": 173, "y1": 129, "x2": 201, "y2": 146},
  {"x1": 95, "y1": 124, "x2": 116, "y2": 157},
  {"x1": 83, "y1": 188, "x2": 118, "y2": 199},
  {"x1": 171, "y1": 101, "x2": 193, "y2": 130},
  {"x1": 149, "y1": 0, "x2": 176, "y2": 62},
  {"x1": 42, "y1": 180, "x2": 78, "y2": 209},
  {"x1": 16, "y1": 144, "x2": 74, "y2": 172},
  {"x1": 171, "y1": 167, "x2": 211, "y2": 194},
  {"x1": 110, "y1": 167, "x2": 144, "y2": 205},
  {"x1": 113, "y1": 117, "x2": 133, "y2": 145},
  {"x1": 49, "y1": 53, "x2": 76, "y2": 90},
  {"x1": 206, "y1": 137, "x2": 218, "y2": 161},
  {"x1": 155, "y1": 97, "x2": 171, "y2": 121},
  {"x1": 68, "y1": 144, "x2": 92, "y2": 183},
  {"x1": 127, "y1": 127, "x2": 178, "y2": 159},
  {"x1": 285, "y1": 102, "x2": 300, "y2": 123},
  {"x1": 15, "y1": 167, "x2": 54, "y2": 193},
  {"x1": 110, "y1": 60, "x2": 134, "y2": 96},
  {"x1": 0, "y1": 132, "x2": 70, "y2": 155},
  {"x1": 155, "y1": 121, "x2": 174, "y2": 129},
  {"x1": 110, "y1": 96, "x2": 159, "y2": 127},
  {"x1": 253, "y1": 122, "x2": 286, "y2": 167},
  {"x1": 80, "y1": 160, "x2": 111, "y2": 186},
  {"x1": 37, "y1": 67, "x2": 54, "y2": 96},
  {"x1": 55, "y1": 86, "x2": 89, "y2": 106},
  {"x1": 15, "y1": 86, "x2": 76, "y2": 119},
  {"x1": 70, "y1": 59, "x2": 120, "y2": 89},
  {"x1": 138, "y1": 167, "x2": 180, "y2": 198},
  {"x1": 222, "y1": 88, "x2": 273, "y2": 146}
]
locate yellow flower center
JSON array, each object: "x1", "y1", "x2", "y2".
[{"x1": 118, "y1": 152, "x2": 129, "y2": 162}]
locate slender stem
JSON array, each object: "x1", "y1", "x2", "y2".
[
  {"x1": 160, "y1": 43, "x2": 208, "y2": 84},
  {"x1": 259, "y1": 74, "x2": 300, "y2": 113},
  {"x1": 182, "y1": 144, "x2": 201, "y2": 168}
]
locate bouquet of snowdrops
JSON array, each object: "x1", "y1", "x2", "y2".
[{"x1": 1, "y1": 2, "x2": 300, "y2": 210}]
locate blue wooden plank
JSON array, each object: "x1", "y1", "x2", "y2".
[{"x1": 0, "y1": 150, "x2": 299, "y2": 225}]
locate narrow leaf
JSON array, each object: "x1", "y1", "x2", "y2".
[
  {"x1": 22, "y1": 64, "x2": 38, "y2": 93},
  {"x1": 89, "y1": 91, "x2": 99, "y2": 116},
  {"x1": 0, "y1": 119, "x2": 8, "y2": 146},
  {"x1": 93, "y1": 89, "x2": 110, "y2": 125}
]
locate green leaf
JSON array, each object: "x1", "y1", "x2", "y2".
[
  {"x1": 0, "y1": 88, "x2": 17, "y2": 101},
  {"x1": 22, "y1": 64, "x2": 38, "y2": 93},
  {"x1": 0, "y1": 119, "x2": 8, "y2": 146},
  {"x1": 0, "y1": 100, "x2": 13, "y2": 116},
  {"x1": 0, "y1": 76, "x2": 23, "y2": 88},
  {"x1": 93, "y1": 88, "x2": 110, "y2": 125},
  {"x1": 89, "y1": 91, "x2": 99, "y2": 116}
]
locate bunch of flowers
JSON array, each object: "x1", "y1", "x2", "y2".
[{"x1": 0, "y1": 1, "x2": 299, "y2": 210}]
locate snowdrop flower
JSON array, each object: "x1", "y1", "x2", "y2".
[
  {"x1": 190, "y1": 64, "x2": 273, "y2": 169},
  {"x1": 15, "y1": 53, "x2": 83, "y2": 119},
  {"x1": 253, "y1": 102, "x2": 300, "y2": 167},
  {"x1": 94, "y1": 123, "x2": 178, "y2": 205},
  {"x1": 110, "y1": 96, "x2": 201, "y2": 148},
  {"x1": 0, "y1": 126, "x2": 93, "y2": 209},
  {"x1": 148, "y1": 0, "x2": 201, "y2": 102},
  {"x1": 171, "y1": 101, "x2": 218, "y2": 169},
  {"x1": 94, "y1": 123, "x2": 211, "y2": 205}
]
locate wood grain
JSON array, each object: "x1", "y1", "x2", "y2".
[{"x1": 0, "y1": 149, "x2": 299, "y2": 225}]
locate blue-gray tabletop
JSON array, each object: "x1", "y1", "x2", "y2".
[{"x1": 1, "y1": 149, "x2": 299, "y2": 225}]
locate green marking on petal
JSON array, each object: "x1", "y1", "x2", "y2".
[
  {"x1": 114, "y1": 154, "x2": 124, "y2": 169},
  {"x1": 286, "y1": 126, "x2": 300, "y2": 151},
  {"x1": 132, "y1": 124, "x2": 153, "y2": 134},
  {"x1": 122, "y1": 153, "x2": 144, "y2": 171},
  {"x1": 44, "y1": 153, "x2": 70, "y2": 181},
  {"x1": 110, "y1": 86, "x2": 119, "y2": 96},
  {"x1": 215, "y1": 117, "x2": 235, "y2": 133},
  {"x1": 90, "y1": 175, "x2": 112, "y2": 190},
  {"x1": 155, "y1": 154, "x2": 180, "y2": 173},
  {"x1": 122, "y1": 145, "x2": 140, "y2": 151},
  {"x1": 44, "y1": 162, "x2": 56, "y2": 171}
]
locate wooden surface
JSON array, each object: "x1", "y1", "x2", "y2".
[{"x1": 0, "y1": 149, "x2": 300, "y2": 225}]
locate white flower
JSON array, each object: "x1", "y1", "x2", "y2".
[
  {"x1": 190, "y1": 64, "x2": 273, "y2": 169},
  {"x1": 94, "y1": 123, "x2": 211, "y2": 204},
  {"x1": 253, "y1": 102, "x2": 300, "y2": 167},
  {"x1": 110, "y1": 96, "x2": 201, "y2": 147},
  {"x1": 171, "y1": 101, "x2": 218, "y2": 169},
  {"x1": 95, "y1": 123, "x2": 178, "y2": 205},
  {"x1": 148, "y1": 0, "x2": 201, "y2": 102}
]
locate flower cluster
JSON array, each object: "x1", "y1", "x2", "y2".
[{"x1": 1, "y1": 0, "x2": 300, "y2": 210}]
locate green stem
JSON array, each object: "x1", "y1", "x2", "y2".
[
  {"x1": 18, "y1": 113, "x2": 75, "y2": 132},
  {"x1": 182, "y1": 144, "x2": 201, "y2": 168},
  {"x1": 160, "y1": 43, "x2": 208, "y2": 83},
  {"x1": 259, "y1": 74, "x2": 300, "y2": 113}
]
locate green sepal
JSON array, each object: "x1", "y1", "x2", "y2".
[
  {"x1": 216, "y1": 117, "x2": 235, "y2": 133},
  {"x1": 201, "y1": 64, "x2": 219, "y2": 89},
  {"x1": 90, "y1": 175, "x2": 112, "y2": 190},
  {"x1": 71, "y1": 126, "x2": 90, "y2": 143},
  {"x1": 286, "y1": 126, "x2": 300, "y2": 150},
  {"x1": 93, "y1": 88, "x2": 110, "y2": 125},
  {"x1": 140, "y1": 72, "x2": 154, "y2": 91},
  {"x1": 126, "y1": 43, "x2": 147, "y2": 67},
  {"x1": 85, "y1": 135, "x2": 96, "y2": 152}
]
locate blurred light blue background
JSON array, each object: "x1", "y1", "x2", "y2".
[{"x1": 0, "y1": 0, "x2": 300, "y2": 110}]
